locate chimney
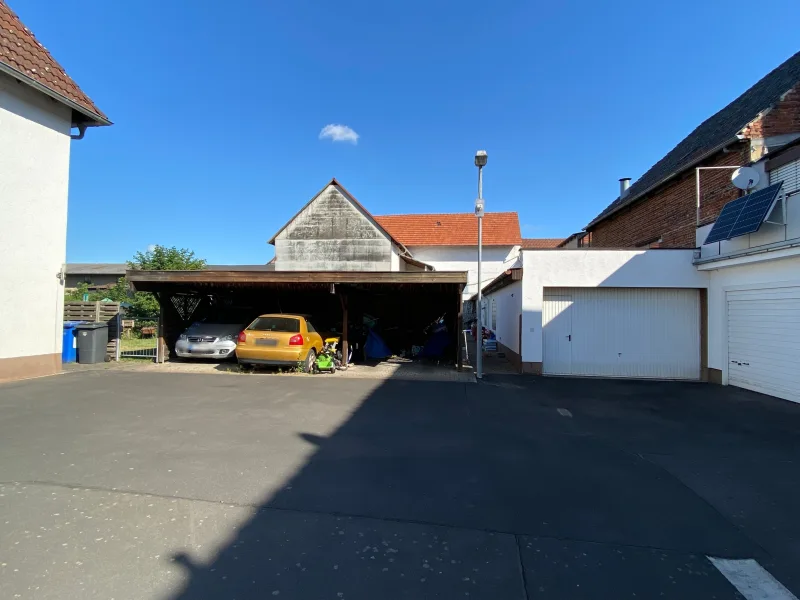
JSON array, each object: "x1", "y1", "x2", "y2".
[{"x1": 619, "y1": 178, "x2": 631, "y2": 197}]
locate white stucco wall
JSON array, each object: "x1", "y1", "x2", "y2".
[
  {"x1": 520, "y1": 250, "x2": 708, "y2": 363},
  {"x1": 697, "y1": 252, "x2": 800, "y2": 380},
  {"x1": 0, "y1": 75, "x2": 72, "y2": 361},
  {"x1": 484, "y1": 280, "x2": 522, "y2": 354},
  {"x1": 390, "y1": 247, "x2": 402, "y2": 271},
  {"x1": 408, "y1": 245, "x2": 519, "y2": 301}
]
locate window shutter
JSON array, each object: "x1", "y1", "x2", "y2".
[{"x1": 770, "y1": 158, "x2": 800, "y2": 196}]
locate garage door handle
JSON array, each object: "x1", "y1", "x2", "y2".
[{"x1": 567, "y1": 334, "x2": 571, "y2": 341}]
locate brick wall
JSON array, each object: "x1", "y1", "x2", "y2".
[
  {"x1": 589, "y1": 82, "x2": 800, "y2": 249},
  {"x1": 742, "y1": 84, "x2": 800, "y2": 139},
  {"x1": 589, "y1": 144, "x2": 750, "y2": 248}
]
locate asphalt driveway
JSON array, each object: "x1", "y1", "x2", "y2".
[{"x1": 1, "y1": 370, "x2": 799, "y2": 599}]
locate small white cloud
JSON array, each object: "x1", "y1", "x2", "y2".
[
  {"x1": 147, "y1": 244, "x2": 156, "y2": 252},
  {"x1": 319, "y1": 124, "x2": 359, "y2": 144}
]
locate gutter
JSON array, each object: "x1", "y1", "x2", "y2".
[
  {"x1": 400, "y1": 254, "x2": 435, "y2": 271},
  {"x1": 587, "y1": 137, "x2": 742, "y2": 229},
  {"x1": 0, "y1": 63, "x2": 111, "y2": 127},
  {"x1": 694, "y1": 238, "x2": 800, "y2": 268},
  {"x1": 468, "y1": 267, "x2": 522, "y2": 302}
]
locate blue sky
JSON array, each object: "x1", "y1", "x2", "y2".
[{"x1": 14, "y1": 0, "x2": 800, "y2": 264}]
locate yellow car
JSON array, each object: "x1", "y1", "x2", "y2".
[{"x1": 235, "y1": 314, "x2": 323, "y2": 372}]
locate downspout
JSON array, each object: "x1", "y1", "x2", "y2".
[
  {"x1": 396, "y1": 242, "x2": 435, "y2": 271},
  {"x1": 70, "y1": 124, "x2": 87, "y2": 140}
]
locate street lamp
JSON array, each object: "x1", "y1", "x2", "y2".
[{"x1": 474, "y1": 150, "x2": 487, "y2": 379}]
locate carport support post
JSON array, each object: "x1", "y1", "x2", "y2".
[
  {"x1": 456, "y1": 285, "x2": 464, "y2": 371},
  {"x1": 339, "y1": 292, "x2": 349, "y2": 368},
  {"x1": 157, "y1": 293, "x2": 166, "y2": 364}
]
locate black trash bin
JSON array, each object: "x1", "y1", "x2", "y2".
[{"x1": 75, "y1": 322, "x2": 109, "y2": 364}]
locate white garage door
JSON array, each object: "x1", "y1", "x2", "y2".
[
  {"x1": 543, "y1": 288, "x2": 700, "y2": 380},
  {"x1": 727, "y1": 286, "x2": 800, "y2": 403}
]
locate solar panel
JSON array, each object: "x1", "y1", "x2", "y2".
[
  {"x1": 727, "y1": 182, "x2": 784, "y2": 239},
  {"x1": 703, "y1": 182, "x2": 784, "y2": 245},
  {"x1": 704, "y1": 196, "x2": 749, "y2": 244}
]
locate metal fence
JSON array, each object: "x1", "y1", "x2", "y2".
[{"x1": 117, "y1": 314, "x2": 159, "y2": 360}]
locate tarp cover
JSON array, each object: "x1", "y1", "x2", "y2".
[
  {"x1": 422, "y1": 329, "x2": 449, "y2": 358},
  {"x1": 364, "y1": 329, "x2": 392, "y2": 359}
]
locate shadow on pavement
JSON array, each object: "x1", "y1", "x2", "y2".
[{"x1": 163, "y1": 376, "x2": 800, "y2": 599}]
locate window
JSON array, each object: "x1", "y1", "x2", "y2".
[
  {"x1": 770, "y1": 158, "x2": 799, "y2": 196},
  {"x1": 306, "y1": 321, "x2": 317, "y2": 333},
  {"x1": 247, "y1": 317, "x2": 300, "y2": 333},
  {"x1": 491, "y1": 298, "x2": 497, "y2": 330}
]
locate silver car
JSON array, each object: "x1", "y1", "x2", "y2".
[{"x1": 176, "y1": 321, "x2": 243, "y2": 359}]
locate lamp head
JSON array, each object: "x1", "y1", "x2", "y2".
[{"x1": 474, "y1": 150, "x2": 488, "y2": 168}]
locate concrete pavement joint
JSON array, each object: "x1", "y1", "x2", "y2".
[
  {"x1": 0, "y1": 479, "x2": 760, "y2": 560},
  {"x1": 514, "y1": 534, "x2": 532, "y2": 600}
]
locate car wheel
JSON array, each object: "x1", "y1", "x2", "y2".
[{"x1": 304, "y1": 349, "x2": 316, "y2": 373}]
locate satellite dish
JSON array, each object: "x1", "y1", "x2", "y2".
[{"x1": 732, "y1": 167, "x2": 760, "y2": 190}]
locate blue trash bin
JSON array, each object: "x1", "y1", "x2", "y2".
[{"x1": 62, "y1": 321, "x2": 82, "y2": 363}]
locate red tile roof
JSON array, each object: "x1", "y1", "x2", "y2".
[
  {"x1": 520, "y1": 238, "x2": 565, "y2": 249},
  {"x1": 375, "y1": 212, "x2": 521, "y2": 246},
  {"x1": 0, "y1": 1, "x2": 108, "y2": 124}
]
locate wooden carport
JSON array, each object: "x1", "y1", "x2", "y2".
[{"x1": 127, "y1": 269, "x2": 467, "y2": 369}]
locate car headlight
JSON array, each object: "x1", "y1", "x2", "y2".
[
  {"x1": 179, "y1": 334, "x2": 187, "y2": 340},
  {"x1": 220, "y1": 334, "x2": 235, "y2": 342}
]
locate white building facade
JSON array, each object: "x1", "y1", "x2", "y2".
[
  {"x1": 405, "y1": 245, "x2": 520, "y2": 303},
  {"x1": 0, "y1": 5, "x2": 109, "y2": 382},
  {"x1": 482, "y1": 249, "x2": 708, "y2": 379},
  {"x1": 694, "y1": 147, "x2": 800, "y2": 402},
  {"x1": 481, "y1": 149, "x2": 800, "y2": 403}
]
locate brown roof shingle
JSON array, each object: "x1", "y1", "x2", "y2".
[
  {"x1": 0, "y1": 1, "x2": 108, "y2": 124},
  {"x1": 375, "y1": 212, "x2": 521, "y2": 246},
  {"x1": 520, "y1": 238, "x2": 565, "y2": 249}
]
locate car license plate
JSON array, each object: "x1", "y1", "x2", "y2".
[
  {"x1": 256, "y1": 339, "x2": 277, "y2": 346},
  {"x1": 188, "y1": 344, "x2": 195, "y2": 352}
]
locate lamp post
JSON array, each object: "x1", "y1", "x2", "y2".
[{"x1": 474, "y1": 150, "x2": 487, "y2": 380}]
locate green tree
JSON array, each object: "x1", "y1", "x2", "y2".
[
  {"x1": 65, "y1": 246, "x2": 206, "y2": 320},
  {"x1": 129, "y1": 246, "x2": 206, "y2": 271},
  {"x1": 126, "y1": 246, "x2": 206, "y2": 319}
]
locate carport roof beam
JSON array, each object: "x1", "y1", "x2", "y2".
[{"x1": 126, "y1": 269, "x2": 468, "y2": 294}]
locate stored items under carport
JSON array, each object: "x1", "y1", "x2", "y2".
[{"x1": 75, "y1": 322, "x2": 109, "y2": 364}]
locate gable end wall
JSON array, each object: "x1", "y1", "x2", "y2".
[{"x1": 274, "y1": 186, "x2": 393, "y2": 271}]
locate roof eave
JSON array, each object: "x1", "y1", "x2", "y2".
[
  {"x1": 586, "y1": 137, "x2": 741, "y2": 229},
  {"x1": 0, "y1": 63, "x2": 111, "y2": 127},
  {"x1": 468, "y1": 268, "x2": 523, "y2": 302},
  {"x1": 400, "y1": 254, "x2": 434, "y2": 270},
  {"x1": 267, "y1": 179, "x2": 404, "y2": 248}
]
